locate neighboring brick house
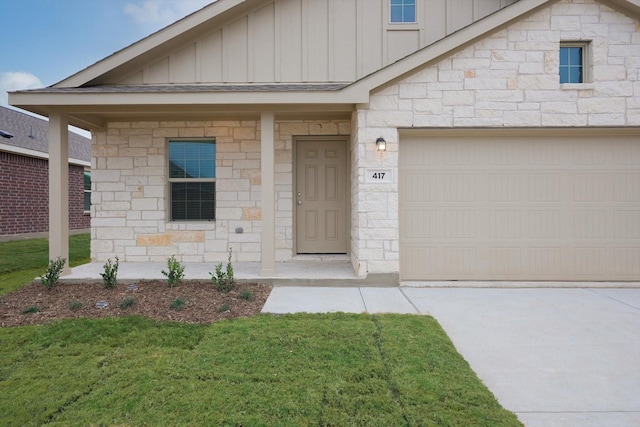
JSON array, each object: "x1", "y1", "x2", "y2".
[
  {"x1": 0, "y1": 106, "x2": 90, "y2": 239},
  {"x1": 9, "y1": 0, "x2": 640, "y2": 282}
]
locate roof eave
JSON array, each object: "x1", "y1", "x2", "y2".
[{"x1": 9, "y1": 87, "x2": 369, "y2": 109}]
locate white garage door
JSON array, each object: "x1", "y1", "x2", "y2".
[{"x1": 399, "y1": 129, "x2": 640, "y2": 281}]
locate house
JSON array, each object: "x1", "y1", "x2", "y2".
[
  {"x1": 0, "y1": 106, "x2": 90, "y2": 240},
  {"x1": 9, "y1": 0, "x2": 640, "y2": 283}
]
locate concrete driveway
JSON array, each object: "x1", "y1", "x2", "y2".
[
  {"x1": 402, "y1": 288, "x2": 640, "y2": 427},
  {"x1": 263, "y1": 286, "x2": 640, "y2": 426}
]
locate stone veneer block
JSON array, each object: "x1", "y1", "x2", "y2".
[
  {"x1": 137, "y1": 233, "x2": 172, "y2": 246},
  {"x1": 242, "y1": 207, "x2": 262, "y2": 220},
  {"x1": 171, "y1": 231, "x2": 205, "y2": 243}
]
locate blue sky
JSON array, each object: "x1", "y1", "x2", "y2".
[{"x1": 0, "y1": 0, "x2": 213, "y2": 108}]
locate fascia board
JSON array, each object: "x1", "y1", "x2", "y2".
[
  {"x1": 55, "y1": 0, "x2": 247, "y2": 88},
  {"x1": 347, "y1": 0, "x2": 556, "y2": 96},
  {"x1": 9, "y1": 89, "x2": 369, "y2": 107}
]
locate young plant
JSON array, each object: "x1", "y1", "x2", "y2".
[
  {"x1": 162, "y1": 256, "x2": 185, "y2": 288},
  {"x1": 217, "y1": 303, "x2": 230, "y2": 313},
  {"x1": 40, "y1": 256, "x2": 66, "y2": 290},
  {"x1": 100, "y1": 256, "x2": 119, "y2": 289},
  {"x1": 119, "y1": 297, "x2": 135, "y2": 309},
  {"x1": 21, "y1": 306, "x2": 40, "y2": 314},
  {"x1": 170, "y1": 297, "x2": 186, "y2": 311},
  {"x1": 239, "y1": 289, "x2": 253, "y2": 301},
  {"x1": 210, "y1": 249, "x2": 236, "y2": 293},
  {"x1": 69, "y1": 301, "x2": 83, "y2": 311}
]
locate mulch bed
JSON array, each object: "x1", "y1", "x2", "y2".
[{"x1": 0, "y1": 280, "x2": 271, "y2": 327}]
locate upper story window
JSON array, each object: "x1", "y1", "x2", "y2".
[
  {"x1": 560, "y1": 43, "x2": 588, "y2": 84},
  {"x1": 168, "y1": 140, "x2": 216, "y2": 221},
  {"x1": 390, "y1": 0, "x2": 416, "y2": 23}
]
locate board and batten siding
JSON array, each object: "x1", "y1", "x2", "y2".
[{"x1": 112, "y1": 0, "x2": 516, "y2": 85}]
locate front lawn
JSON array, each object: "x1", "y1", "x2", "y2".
[
  {"x1": 0, "y1": 314, "x2": 521, "y2": 426},
  {"x1": 0, "y1": 234, "x2": 90, "y2": 296}
]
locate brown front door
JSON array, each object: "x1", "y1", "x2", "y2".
[{"x1": 296, "y1": 138, "x2": 348, "y2": 254}]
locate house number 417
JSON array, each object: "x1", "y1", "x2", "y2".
[{"x1": 365, "y1": 168, "x2": 392, "y2": 183}]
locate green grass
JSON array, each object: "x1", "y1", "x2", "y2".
[
  {"x1": 0, "y1": 314, "x2": 522, "y2": 426},
  {"x1": 0, "y1": 234, "x2": 90, "y2": 296}
]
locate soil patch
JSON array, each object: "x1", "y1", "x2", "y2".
[{"x1": 0, "y1": 280, "x2": 271, "y2": 327}]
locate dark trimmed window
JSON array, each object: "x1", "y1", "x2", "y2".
[
  {"x1": 168, "y1": 140, "x2": 216, "y2": 221},
  {"x1": 560, "y1": 44, "x2": 584, "y2": 84},
  {"x1": 83, "y1": 170, "x2": 91, "y2": 212},
  {"x1": 390, "y1": 0, "x2": 416, "y2": 23}
]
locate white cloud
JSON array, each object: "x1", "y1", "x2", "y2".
[
  {"x1": 124, "y1": 0, "x2": 214, "y2": 26},
  {"x1": 0, "y1": 71, "x2": 43, "y2": 107},
  {"x1": 0, "y1": 72, "x2": 90, "y2": 138}
]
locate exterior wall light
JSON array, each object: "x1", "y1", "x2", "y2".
[{"x1": 376, "y1": 137, "x2": 386, "y2": 152}]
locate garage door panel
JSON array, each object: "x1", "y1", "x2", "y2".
[
  {"x1": 573, "y1": 210, "x2": 608, "y2": 239},
  {"x1": 614, "y1": 211, "x2": 640, "y2": 238},
  {"x1": 613, "y1": 140, "x2": 640, "y2": 165},
  {"x1": 526, "y1": 210, "x2": 562, "y2": 239},
  {"x1": 489, "y1": 210, "x2": 522, "y2": 238},
  {"x1": 402, "y1": 173, "x2": 439, "y2": 203},
  {"x1": 614, "y1": 174, "x2": 640, "y2": 202},
  {"x1": 529, "y1": 247, "x2": 563, "y2": 276},
  {"x1": 573, "y1": 173, "x2": 610, "y2": 202},
  {"x1": 399, "y1": 133, "x2": 640, "y2": 281},
  {"x1": 489, "y1": 174, "x2": 524, "y2": 201},
  {"x1": 444, "y1": 174, "x2": 477, "y2": 201},
  {"x1": 574, "y1": 247, "x2": 610, "y2": 276},
  {"x1": 614, "y1": 248, "x2": 640, "y2": 276},
  {"x1": 485, "y1": 247, "x2": 523, "y2": 276},
  {"x1": 402, "y1": 209, "x2": 439, "y2": 238}
]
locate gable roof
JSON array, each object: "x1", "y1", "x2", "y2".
[
  {"x1": 9, "y1": 0, "x2": 640, "y2": 129},
  {"x1": 0, "y1": 106, "x2": 91, "y2": 164}
]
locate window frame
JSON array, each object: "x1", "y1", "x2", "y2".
[
  {"x1": 83, "y1": 168, "x2": 91, "y2": 213},
  {"x1": 559, "y1": 41, "x2": 591, "y2": 84},
  {"x1": 389, "y1": 0, "x2": 417, "y2": 24},
  {"x1": 167, "y1": 139, "x2": 217, "y2": 222}
]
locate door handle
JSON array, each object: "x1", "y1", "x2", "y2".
[{"x1": 297, "y1": 192, "x2": 302, "y2": 206}]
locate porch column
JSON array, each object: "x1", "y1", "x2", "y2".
[
  {"x1": 48, "y1": 112, "x2": 70, "y2": 274},
  {"x1": 260, "y1": 112, "x2": 276, "y2": 276}
]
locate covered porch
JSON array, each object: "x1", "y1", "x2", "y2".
[{"x1": 11, "y1": 86, "x2": 368, "y2": 280}]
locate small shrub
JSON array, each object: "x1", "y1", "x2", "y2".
[
  {"x1": 69, "y1": 301, "x2": 83, "y2": 311},
  {"x1": 162, "y1": 256, "x2": 185, "y2": 288},
  {"x1": 40, "y1": 256, "x2": 66, "y2": 290},
  {"x1": 21, "y1": 306, "x2": 40, "y2": 314},
  {"x1": 210, "y1": 249, "x2": 236, "y2": 293},
  {"x1": 239, "y1": 289, "x2": 253, "y2": 301},
  {"x1": 101, "y1": 256, "x2": 119, "y2": 289},
  {"x1": 119, "y1": 297, "x2": 135, "y2": 309},
  {"x1": 217, "y1": 303, "x2": 230, "y2": 313},
  {"x1": 170, "y1": 297, "x2": 186, "y2": 311}
]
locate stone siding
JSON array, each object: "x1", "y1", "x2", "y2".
[
  {"x1": 352, "y1": 0, "x2": 640, "y2": 275},
  {"x1": 91, "y1": 119, "x2": 350, "y2": 263}
]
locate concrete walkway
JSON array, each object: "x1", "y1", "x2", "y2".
[{"x1": 262, "y1": 286, "x2": 640, "y2": 427}]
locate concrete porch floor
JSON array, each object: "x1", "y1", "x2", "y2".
[{"x1": 62, "y1": 259, "x2": 396, "y2": 286}]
